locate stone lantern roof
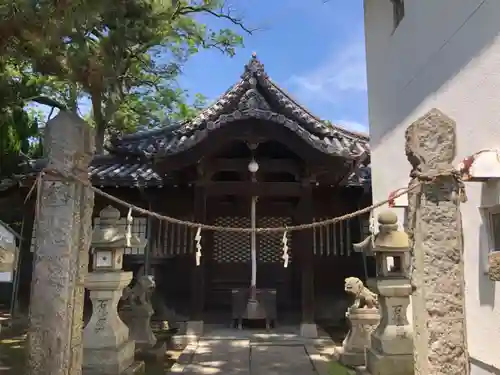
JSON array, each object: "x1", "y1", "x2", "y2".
[
  {"x1": 91, "y1": 206, "x2": 145, "y2": 249},
  {"x1": 373, "y1": 210, "x2": 409, "y2": 252}
]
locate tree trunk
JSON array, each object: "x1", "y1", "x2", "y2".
[
  {"x1": 94, "y1": 121, "x2": 106, "y2": 155},
  {"x1": 91, "y1": 92, "x2": 106, "y2": 154}
]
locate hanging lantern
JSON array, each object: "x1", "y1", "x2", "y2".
[{"x1": 0, "y1": 221, "x2": 18, "y2": 273}]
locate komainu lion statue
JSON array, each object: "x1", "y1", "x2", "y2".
[
  {"x1": 344, "y1": 277, "x2": 378, "y2": 309},
  {"x1": 121, "y1": 266, "x2": 155, "y2": 307}
]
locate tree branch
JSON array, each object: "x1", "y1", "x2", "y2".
[
  {"x1": 29, "y1": 96, "x2": 67, "y2": 110},
  {"x1": 173, "y1": 4, "x2": 254, "y2": 35}
]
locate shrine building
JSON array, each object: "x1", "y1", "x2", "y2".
[{"x1": 16, "y1": 54, "x2": 373, "y2": 331}]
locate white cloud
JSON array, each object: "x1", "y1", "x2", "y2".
[{"x1": 287, "y1": 38, "x2": 367, "y2": 103}]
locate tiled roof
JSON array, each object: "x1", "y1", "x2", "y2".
[
  {"x1": 109, "y1": 54, "x2": 370, "y2": 159},
  {"x1": 19, "y1": 156, "x2": 163, "y2": 188},
  {"x1": 89, "y1": 158, "x2": 163, "y2": 187},
  {"x1": 13, "y1": 155, "x2": 371, "y2": 188},
  {"x1": 10, "y1": 55, "x2": 372, "y2": 189}
]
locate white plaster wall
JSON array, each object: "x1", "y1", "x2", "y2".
[{"x1": 364, "y1": 0, "x2": 500, "y2": 372}]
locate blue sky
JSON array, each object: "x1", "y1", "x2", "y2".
[
  {"x1": 180, "y1": 0, "x2": 368, "y2": 133},
  {"x1": 34, "y1": 0, "x2": 368, "y2": 133}
]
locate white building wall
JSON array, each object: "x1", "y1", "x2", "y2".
[{"x1": 364, "y1": 0, "x2": 500, "y2": 372}]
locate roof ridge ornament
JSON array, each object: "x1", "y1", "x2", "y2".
[
  {"x1": 238, "y1": 88, "x2": 271, "y2": 111},
  {"x1": 242, "y1": 52, "x2": 267, "y2": 80}
]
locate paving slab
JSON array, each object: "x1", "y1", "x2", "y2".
[
  {"x1": 182, "y1": 339, "x2": 250, "y2": 375},
  {"x1": 250, "y1": 345, "x2": 316, "y2": 375},
  {"x1": 171, "y1": 326, "x2": 338, "y2": 375}
]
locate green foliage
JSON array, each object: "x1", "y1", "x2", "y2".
[
  {"x1": 0, "y1": 0, "x2": 249, "y2": 155},
  {"x1": 328, "y1": 361, "x2": 352, "y2": 375},
  {"x1": 0, "y1": 58, "x2": 46, "y2": 177}
]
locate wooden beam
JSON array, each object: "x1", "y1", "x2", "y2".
[
  {"x1": 296, "y1": 186, "x2": 315, "y2": 323},
  {"x1": 336, "y1": 151, "x2": 369, "y2": 186},
  {"x1": 201, "y1": 181, "x2": 303, "y2": 197},
  {"x1": 207, "y1": 200, "x2": 295, "y2": 218},
  {"x1": 206, "y1": 158, "x2": 301, "y2": 177}
]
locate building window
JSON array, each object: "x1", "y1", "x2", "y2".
[
  {"x1": 488, "y1": 208, "x2": 500, "y2": 252},
  {"x1": 391, "y1": 0, "x2": 405, "y2": 30}
]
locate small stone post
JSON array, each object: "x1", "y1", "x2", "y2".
[
  {"x1": 339, "y1": 277, "x2": 380, "y2": 367},
  {"x1": 405, "y1": 109, "x2": 469, "y2": 375},
  {"x1": 83, "y1": 206, "x2": 145, "y2": 374},
  {"x1": 27, "y1": 111, "x2": 94, "y2": 375}
]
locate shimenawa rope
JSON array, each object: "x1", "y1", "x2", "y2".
[{"x1": 27, "y1": 166, "x2": 462, "y2": 234}]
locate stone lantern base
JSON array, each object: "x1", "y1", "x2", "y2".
[
  {"x1": 83, "y1": 271, "x2": 145, "y2": 375},
  {"x1": 83, "y1": 340, "x2": 144, "y2": 375},
  {"x1": 365, "y1": 348, "x2": 413, "y2": 375}
]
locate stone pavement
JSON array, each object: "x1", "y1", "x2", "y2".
[{"x1": 168, "y1": 326, "x2": 337, "y2": 375}]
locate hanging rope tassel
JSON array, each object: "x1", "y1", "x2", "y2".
[
  {"x1": 195, "y1": 227, "x2": 202, "y2": 266},
  {"x1": 125, "y1": 207, "x2": 133, "y2": 247},
  {"x1": 282, "y1": 228, "x2": 289, "y2": 268},
  {"x1": 369, "y1": 211, "x2": 376, "y2": 249}
]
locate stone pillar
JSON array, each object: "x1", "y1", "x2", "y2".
[
  {"x1": 27, "y1": 111, "x2": 94, "y2": 375},
  {"x1": 83, "y1": 206, "x2": 145, "y2": 374},
  {"x1": 488, "y1": 252, "x2": 500, "y2": 281},
  {"x1": 339, "y1": 277, "x2": 380, "y2": 367},
  {"x1": 405, "y1": 109, "x2": 469, "y2": 375}
]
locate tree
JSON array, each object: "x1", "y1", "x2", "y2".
[
  {"x1": 0, "y1": 0, "x2": 250, "y2": 153},
  {"x1": 0, "y1": 58, "x2": 46, "y2": 177}
]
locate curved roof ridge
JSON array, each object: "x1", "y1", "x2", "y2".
[
  {"x1": 266, "y1": 78, "x2": 369, "y2": 140},
  {"x1": 106, "y1": 53, "x2": 370, "y2": 158},
  {"x1": 117, "y1": 123, "x2": 183, "y2": 141}
]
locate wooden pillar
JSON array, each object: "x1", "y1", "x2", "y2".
[
  {"x1": 296, "y1": 185, "x2": 314, "y2": 323},
  {"x1": 191, "y1": 185, "x2": 206, "y2": 320}
]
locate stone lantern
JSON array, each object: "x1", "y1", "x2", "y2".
[
  {"x1": 354, "y1": 210, "x2": 413, "y2": 375},
  {"x1": 83, "y1": 206, "x2": 146, "y2": 375},
  {"x1": 372, "y1": 214, "x2": 410, "y2": 279}
]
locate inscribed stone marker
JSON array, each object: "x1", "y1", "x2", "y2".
[
  {"x1": 27, "y1": 111, "x2": 94, "y2": 375},
  {"x1": 405, "y1": 108, "x2": 469, "y2": 375}
]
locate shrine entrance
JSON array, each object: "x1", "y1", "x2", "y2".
[
  {"x1": 146, "y1": 124, "x2": 372, "y2": 326},
  {"x1": 205, "y1": 197, "x2": 297, "y2": 314}
]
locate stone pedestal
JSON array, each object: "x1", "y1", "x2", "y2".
[
  {"x1": 340, "y1": 307, "x2": 380, "y2": 367},
  {"x1": 83, "y1": 271, "x2": 143, "y2": 374},
  {"x1": 300, "y1": 323, "x2": 318, "y2": 338},
  {"x1": 366, "y1": 279, "x2": 413, "y2": 375},
  {"x1": 121, "y1": 304, "x2": 157, "y2": 348}
]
